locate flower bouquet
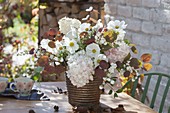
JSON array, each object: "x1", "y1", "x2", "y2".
[{"x1": 30, "y1": 7, "x2": 152, "y2": 110}]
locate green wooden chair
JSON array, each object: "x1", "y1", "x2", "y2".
[{"x1": 118, "y1": 73, "x2": 170, "y2": 113}]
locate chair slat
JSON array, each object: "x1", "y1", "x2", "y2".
[
  {"x1": 141, "y1": 75, "x2": 152, "y2": 103},
  {"x1": 159, "y1": 79, "x2": 170, "y2": 113},
  {"x1": 150, "y1": 76, "x2": 162, "y2": 108},
  {"x1": 131, "y1": 77, "x2": 139, "y2": 98}
]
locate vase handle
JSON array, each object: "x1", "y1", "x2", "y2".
[{"x1": 10, "y1": 83, "x2": 18, "y2": 92}]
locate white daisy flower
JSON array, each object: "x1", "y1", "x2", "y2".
[
  {"x1": 64, "y1": 38, "x2": 79, "y2": 54},
  {"x1": 78, "y1": 23, "x2": 91, "y2": 33},
  {"x1": 40, "y1": 39, "x2": 50, "y2": 50},
  {"x1": 86, "y1": 43, "x2": 100, "y2": 58},
  {"x1": 40, "y1": 39, "x2": 58, "y2": 54},
  {"x1": 107, "y1": 20, "x2": 127, "y2": 31},
  {"x1": 94, "y1": 54, "x2": 108, "y2": 67},
  {"x1": 92, "y1": 19, "x2": 103, "y2": 31},
  {"x1": 55, "y1": 40, "x2": 64, "y2": 52}
]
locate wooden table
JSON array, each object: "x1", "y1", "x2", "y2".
[{"x1": 0, "y1": 82, "x2": 157, "y2": 113}]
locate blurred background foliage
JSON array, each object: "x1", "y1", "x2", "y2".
[{"x1": 0, "y1": 0, "x2": 39, "y2": 80}]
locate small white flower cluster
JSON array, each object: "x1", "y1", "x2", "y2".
[{"x1": 66, "y1": 51, "x2": 94, "y2": 87}]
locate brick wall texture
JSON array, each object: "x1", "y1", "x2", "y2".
[{"x1": 104, "y1": 0, "x2": 170, "y2": 113}]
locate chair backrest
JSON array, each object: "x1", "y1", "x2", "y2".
[{"x1": 120, "y1": 73, "x2": 170, "y2": 113}]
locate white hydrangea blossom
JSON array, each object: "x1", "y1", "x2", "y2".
[
  {"x1": 67, "y1": 51, "x2": 94, "y2": 87},
  {"x1": 108, "y1": 63, "x2": 117, "y2": 74},
  {"x1": 58, "y1": 17, "x2": 81, "y2": 35}
]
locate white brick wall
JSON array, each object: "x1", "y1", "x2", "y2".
[{"x1": 104, "y1": 0, "x2": 170, "y2": 113}]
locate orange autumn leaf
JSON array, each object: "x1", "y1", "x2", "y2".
[
  {"x1": 140, "y1": 74, "x2": 145, "y2": 81},
  {"x1": 141, "y1": 53, "x2": 152, "y2": 63},
  {"x1": 143, "y1": 63, "x2": 152, "y2": 71}
]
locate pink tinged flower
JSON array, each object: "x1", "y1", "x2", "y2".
[
  {"x1": 0, "y1": 82, "x2": 7, "y2": 92},
  {"x1": 104, "y1": 43, "x2": 130, "y2": 63}
]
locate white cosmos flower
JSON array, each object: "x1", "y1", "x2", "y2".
[
  {"x1": 78, "y1": 23, "x2": 91, "y2": 33},
  {"x1": 64, "y1": 38, "x2": 79, "y2": 54},
  {"x1": 115, "y1": 29, "x2": 126, "y2": 41},
  {"x1": 58, "y1": 17, "x2": 81, "y2": 34},
  {"x1": 40, "y1": 39, "x2": 50, "y2": 49},
  {"x1": 55, "y1": 40, "x2": 64, "y2": 52},
  {"x1": 86, "y1": 43, "x2": 100, "y2": 58},
  {"x1": 92, "y1": 19, "x2": 103, "y2": 31},
  {"x1": 94, "y1": 54, "x2": 108, "y2": 67},
  {"x1": 107, "y1": 20, "x2": 127, "y2": 31},
  {"x1": 40, "y1": 39, "x2": 58, "y2": 54}
]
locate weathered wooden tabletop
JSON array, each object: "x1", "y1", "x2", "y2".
[{"x1": 0, "y1": 82, "x2": 157, "y2": 113}]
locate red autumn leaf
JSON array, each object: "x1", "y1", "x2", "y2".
[
  {"x1": 54, "y1": 65, "x2": 66, "y2": 74},
  {"x1": 94, "y1": 66, "x2": 106, "y2": 79},
  {"x1": 116, "y1": 61, "x2": 122, "y2": 69},
  {"x1": 99, "y1": 60, "x2": 110, "y2": 69},
  {"x1": 124, "y1": 71, "x2": 130, "y2": 77},
  {"x1": 79, "y1": 32, "x2": 88, "y2": 38},
  {"x1": 129, "y1": 58, "x2": 140, "y2": 69},
  {"x1": 48, "y1": 28, "x2": 57, "y2": 36},
  {"x1": 37, "y1": 56, "x2": 49, "y2": 67},
  {"x1": 84, "y1": 38, "x2": 95, "y2": 45},
  {"x1": 29, "y1": 48, "x2": 35, "y2": 54}
]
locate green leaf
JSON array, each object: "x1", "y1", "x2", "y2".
[
  {"x1": 116, "y1": 89, "x2": 123, "y2": 93},
  {"x1": 114, "y1": 93, "x2": 118, "y2": 98},
  {"x1": 123, "y1": 53, "x2": 131, "y2": 63},
  {"x1": 31, "y1": 73, "x2": 40, "y2": 81},
  {"x1": 108, "y1": 90, "x2": 113, "y2": 95},
  {"x1": 131, "y1": 46, "x2": 138, "y2": 54},
  {"x1": 101, "y1": 44, "x2": 112, "y2": 51},
  {"x1": 124, "y1": 39, "x2": 130, "y2": 45},
  {"x1": 34, "y1": 66, "x2": 44, "y2": 73}
]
